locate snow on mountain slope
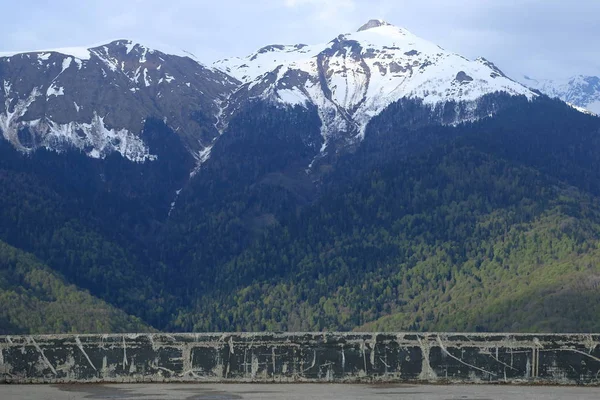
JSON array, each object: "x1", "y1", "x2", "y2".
[
  {"x1": 215, "y1": 19, "x2": 536, "y2": 148},
  {"x1": 0, "y1": 39, "x2": 203, "y2": 62},
  {"x1": 522, "y1": 75, "x2": 600, "y2": 115},
  {"x1": 0, "y1": 46, "x2": 93, "y2": 60},
  {"x1": 0, "y1": 40, "x2": 238, "y2": 161},
  {"x1": 0, "y1": 23, "x2": 544, "y2": 164}
]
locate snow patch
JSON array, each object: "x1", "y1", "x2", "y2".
[
  {"x1": 168, "y1": 188, "x2": 183, "y2": 217},
  {"x1": 125, "y1": 41, "x2": 136, "y2": 54},
  {"x1": 132, "y1": 66, "x2": 142, "y2": 84},
  {"x1": 3, "y1": 80, "x2": 11, "y2": 97},
  {"x1": 61, "y1": 57, "x2": 73, "y2": 73},
  {"x1": 0, "y1": 88, "x2": 153, "y2": 161},
  {"x1": 42, "y1": 113, "x2": 154, "y2": 161},
  {"x1": 198, "y1": 145, "x2": 212, "y2": 164},
  {"x1": 46, "y1": 84, "x2": 65, "y2": 97},
  {"x1": 93, "y1": 48, "x2": 119, "y2": 72},
  {"x1": 568, "y1": 102, "x2": 597, "y2": 116},
  {"x1": 277, "y1": 87, "x2": 307, "y2": 105},
  {"x1": 0, "y1": 87, "x2": 43, "y2": 147},
  {"x1": 143, "y1": 68, "x2": 151, "y2": 87},
  {"x1": 0, "y1": 47, "x2": 92, "y2": 60},
  {"x1": 139, "y1": 47, "x2": 148, "y2": 64},
  {"x1": 190, "y1": 145, "x2": 213, "y2": 177}
]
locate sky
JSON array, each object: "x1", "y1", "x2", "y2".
[{"x1": 2, "y1": 0, "x2": 599, "y2": 80}]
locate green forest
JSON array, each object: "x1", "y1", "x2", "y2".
[
  {"x1": 2, "y1": 94, "x2": 600, "y2": 334},
  {"x1": 0, "y1": 240, "x2": 150, "y2": 334}
]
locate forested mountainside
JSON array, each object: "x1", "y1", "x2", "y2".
[
  {"x1": 1, "y1": 92, "x2": 600, "y2": 334},
  {"x1": 172, "y1": 95, "x2": 600, "y2": 332},
  {"x1": 0, "y1": 240, "x2": 151, "y2": 334},
  {"x1": 2, "y1": 20, "x2": 600, "y2": 334}
]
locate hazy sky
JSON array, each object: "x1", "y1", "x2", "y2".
[{"x1": 2, "y1": 0, "x2": 599, "y2": 79}]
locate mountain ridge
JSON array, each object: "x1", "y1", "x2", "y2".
[
  {"x1": 1, "y1": 21, "x2": 541, "y2": 165},
  {"x1": 0, "y1": 38, "x2": 206, "y2": 64},
  {"x1": 214, "y1": 21, "x2": 536, "y2": 156}
]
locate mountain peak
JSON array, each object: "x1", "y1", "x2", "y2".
[
  {"x1": 215, "y1": 17, "x2": 536, "y2": 144},
  {"x1": 357, "y1": 19, "x2": 392, "y2": 32}
]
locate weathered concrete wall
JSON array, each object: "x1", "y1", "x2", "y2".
[{"x1": 1, "y1": 333, "x2": 600, "y2": 385}]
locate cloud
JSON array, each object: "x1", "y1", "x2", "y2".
[
  {"x1": 284, "y1": 0, "x2": 355, "y2": 21},
  {"x1": 0, "y1": 0, "x2": 598, "y2": 78}
]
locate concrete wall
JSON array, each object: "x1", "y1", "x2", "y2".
[{"x1": 1, "y1": 333, "x2": 600, "y2": 385}]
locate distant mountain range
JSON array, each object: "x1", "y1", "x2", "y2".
[
  {"x1": 1, "y1": 20, "x2": 600, "y2": 335},
  {"x1": 521, "y1": 75, "x2": 600, "y2": 115}
]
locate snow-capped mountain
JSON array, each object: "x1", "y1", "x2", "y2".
[
  {"x1": 0, "y1": 20, "x2": 544, "y2": 164},
  {"x1": 0, "y1": 40, "x2": 238, "y2": 161},
  {"x1": 522, "y1": 75, "x2": 600, "y2": 115},
  {"x1": 215, "y1": 19, "x2": 536, "y2": 150}
]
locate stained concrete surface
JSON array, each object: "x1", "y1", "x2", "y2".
[
  {"x1": 1, "y1": 384, "x2": 600, "y2": 399},
  {"x1": 4, "y1": 333, "x2": 600, "y2": 385}
]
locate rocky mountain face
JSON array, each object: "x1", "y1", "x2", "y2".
[
  {"x1": 0, "y1": 40, "x2": 238, "y2": 161},
  {"x1": 522, "y1": 75, "x2": 600, "y2": 115},
  {"x1": 215, "y1": 19, "x2": 536, "y2": 154}
]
